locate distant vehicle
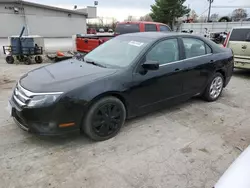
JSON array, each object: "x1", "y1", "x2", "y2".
[
  {"x1": 114, "y1": 21, "x2": 171, "y2": 35},
  {"x1": 215, "y1": 145, "x2": 250, "y2": 188},
  {"x1": 9, "y1": 32, "x2": 233, "y2": 141},
  {"x1": 224, "y1": 26, "x2": 250, "y2": 69},
  {"x1": 108, "y1": 29, "x2": 113, "y2": 33},
  {"x1": 99, "y1": 28, "x2": 105, "y2": 33},
  {"x1": 87, "y1": 28, "x2": 97, "y2": 34},
  {"x1": 76, "y1": 21, "x2": 171, "y2": 53}
]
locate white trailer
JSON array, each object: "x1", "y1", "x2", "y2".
[{"x1": 179, "y1": 21, "x2": 250, "y2": 34}]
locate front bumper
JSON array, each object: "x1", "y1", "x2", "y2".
[{"x1": 9, "y1": 97, "x2": 83, "y2": 136}]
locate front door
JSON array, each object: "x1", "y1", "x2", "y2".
[{"x1": 128, "y1": 38, "x2": 184, "y2": 109}]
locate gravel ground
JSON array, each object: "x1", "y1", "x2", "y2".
[{"x1": 0, "y1": 58, "x2": 250, "y2": 188}]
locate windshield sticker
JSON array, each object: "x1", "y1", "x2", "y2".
[{"x1": 128, "y1": 41, "x2": 144, "y2": 47}]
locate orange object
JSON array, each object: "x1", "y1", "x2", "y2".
[
  {"x1": 57, "y1": 51, "x2": 65, "y2": 57},
  {"x1": 59, "y1": 122, "x2": 75, "y2": 127}
]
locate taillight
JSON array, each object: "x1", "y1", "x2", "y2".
[{"x1": 223, "y1": 32, "x2": 230, "y2": 47}]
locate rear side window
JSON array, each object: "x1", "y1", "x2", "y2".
[
  {"x1": 160, "y1": 25, "x2": 171, "y2": 32},
  {"x1": 183, "y1": 38, "x2": 207, "y2": 58},
  {"x1": 145, "y1": 24, "x2": 157, "y2": 32},
  {"x1": 229, "y1": 29, "x2": 250, "y2": 41},
  {"x1": 115, "y1": 24, "x2": 140, "y2": 34}
]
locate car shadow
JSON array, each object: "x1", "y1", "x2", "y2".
[
  {"x1": 25, "y1": 97, "x2": 203, "y2": 147},
  {"x1": 233, "y1": 69, "x2": 250, "y2": 79}
]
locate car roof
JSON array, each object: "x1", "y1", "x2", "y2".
[
  {"x1": 232, "y1": 26, "x2": 250, "y2": 29},
  {"x1": 117, "y1": 21, "x2": 168, "y2": 25},
  {"x1": 119, "y1": 32, "x2": 196, "y2": 40},
  {"x1": 118, "y1": 32, "x2": 224, "y2": 53}
]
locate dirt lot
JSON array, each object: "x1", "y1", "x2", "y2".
[{"x1": 0, "y1": 58, "x2": 250, "y2": 188}]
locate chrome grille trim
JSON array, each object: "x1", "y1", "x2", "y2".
[
  {"x1": 13, "y1": 95, "x2": 26, "y2": 106},
  {"x1": 15, "y1": 88, "x2": 29, "y2": 101},
  {"x1": 17, "y1": 82, "x2": 63, "y2": 97}
]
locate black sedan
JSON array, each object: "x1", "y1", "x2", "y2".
[{"x1": 9, "y1": 32, "x2": 234, "y2": 141}]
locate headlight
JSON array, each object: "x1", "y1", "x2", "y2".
[{"x1": 28, "y1": 94, "x2": 61, "y2": 107}]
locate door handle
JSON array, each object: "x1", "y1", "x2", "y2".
[{"x1": 175, "y1": 68, "x2": 180, "y2": 71}]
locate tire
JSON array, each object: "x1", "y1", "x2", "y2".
[
  {"x1": 83, "y1": 96, "x2": 126, "y2": 141},
  {"x1": 35, "y1": 55, "x2": 43, "y2": 64},
  {"x1": 6, "y1": 56, "x2": 14, "y2": 64},
  {"x1": 24, "y1": 57, "x2": 32, "y2": 65},
  {"x1": 203, "y1": 73, "x2": 224, "y2": 102}
]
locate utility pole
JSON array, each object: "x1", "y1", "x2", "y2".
[{"x1": 207, "y1": 0, "x2": 214, "y2": 22}]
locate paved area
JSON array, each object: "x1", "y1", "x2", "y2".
[{"x1": 0, "y1": 58, "x2": 250, "y2": 188}]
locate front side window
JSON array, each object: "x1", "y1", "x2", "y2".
[
  {"x1": 145, "y1": 24, "x2": 157, "y2": 32},
  {"x1": 183, "y1": 38, "x2": 206, "y2": 58},
  {"x1": 160, "y1": 25, "x2": 171, "y2": 32},
  {"x1": 146, "y1": 39, "x2": 179, "y2": 65}
]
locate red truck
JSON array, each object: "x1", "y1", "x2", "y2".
[{"x1": 76, "y1": 21, "x2": 171, "y2": 53}]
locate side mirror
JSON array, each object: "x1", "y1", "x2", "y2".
[{"x1": 142, "y1": 61, "x2": 159, "y2": 70}]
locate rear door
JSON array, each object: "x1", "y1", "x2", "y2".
[
  {"x1": 228, "y1": 28, "x2": 250, "y2": 59},
  {"x1": 180, "y1": 37, "x2": 214, "y2": 95}
]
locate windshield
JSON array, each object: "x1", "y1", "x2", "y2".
[
  {"x1": 115, "y1": 24, "x2": 140, "y2": 34},
  {"x1": 84, "y1": 36, "x2": 150, "y2": 68}
]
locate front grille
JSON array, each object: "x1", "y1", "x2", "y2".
[{"x1": 13, "y1": 83, "x2": 31, "y2": 107}]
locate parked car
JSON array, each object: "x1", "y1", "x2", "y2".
[
  {"x1": 224, "y1": 26, "x2": 250, "y2": 69},
  {"x1": 87, "y1": 28, "x2": 97, "y2": 34},
  {"x1": 214, "y1": 145, "x2": 250, "y2": 188},
  {"x1": 114, "y1": 21, "x2": 171, "y2": 35},
  {"x1": 9, "y1": 32, "x2": 233, "y2": 141},
  {"x1": 99, "y1": 28, "x2": 105, "y2": 33},
  {"x1": 76, "y1": 21, "x2": 171, "y2": 53},
  {"x1": 108, "y1": 29, "x2": 113, "y2": 33}
]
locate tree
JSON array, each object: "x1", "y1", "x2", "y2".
[
  {"x1": 124, "y1": 15, "x2": 138, "y2": 22},
  {"x1": 197, "y1": 15, "x2": 207, "y2": 23},
  {"x1": 140, "y1": 14, "x2": 153, "y2": 21},
  {"x1": 210, "y1": 13, "x2": 219, "y2": 21},
  {"x1": 232, "y1": 8, "x2": 248, "y2": 21},
  {"x1": 150, "y1": 0, "x2": 190, "y2": 29},
  {"x1": 111, "y1": 17, "x2": 117, "y2": 30},
  {"x1": 190, "y1": 10, "x2": 198, "y2": 22}
]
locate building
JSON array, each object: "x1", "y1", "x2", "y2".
[{"x1": 0, "y1": 0, "x2": 97, "y2": 37}]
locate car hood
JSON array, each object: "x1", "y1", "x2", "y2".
[{"x1": 20, "y1": 59, "x2": 117, "y2": 93}]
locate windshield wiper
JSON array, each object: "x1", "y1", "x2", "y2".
[{"x1": 85, "y1": 60, "x2": 106, "y2": 68}]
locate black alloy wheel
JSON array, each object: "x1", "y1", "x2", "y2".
[{"x1": 83, "y1": 97, "x2": 126, "y2": 141}]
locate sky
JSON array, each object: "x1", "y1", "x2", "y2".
[{"x1": 29, "y1": 0, "x2": 250, "y2": 21}]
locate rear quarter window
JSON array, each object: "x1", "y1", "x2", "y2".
[{"x1": 229, "y1": 28, "x2": 250, "y2": 41}]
